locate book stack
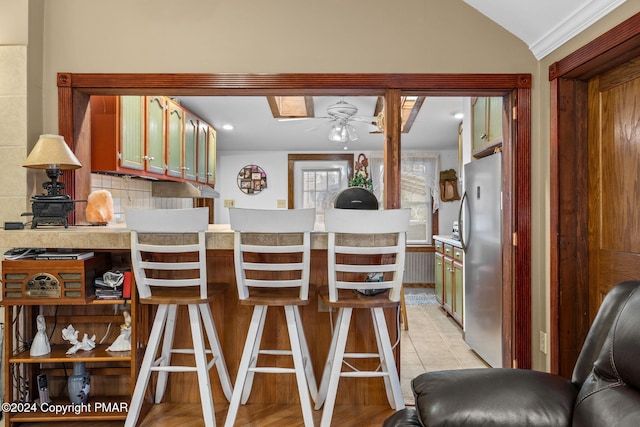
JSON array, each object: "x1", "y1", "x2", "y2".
[
  {"x1": 94, "y1": 276, "x2": 123, "y2": 299},
  {"x1": 94, "y1": 270, "x2": 131, "y2": 300}
]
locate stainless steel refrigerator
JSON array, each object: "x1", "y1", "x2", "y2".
[{"x1": 459, "y1": 152, "x2": 503, "y2": 368}]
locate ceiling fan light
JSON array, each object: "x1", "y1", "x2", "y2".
[
  {"x1": 328, "y1": 120, "x2": 358, "y2": 143},
  {"x1": 328, "y1": 124, "x2": 344, "y2": 142},
  {"x1": 346, "y1": 123, "x2": 358, "y2": 142}
]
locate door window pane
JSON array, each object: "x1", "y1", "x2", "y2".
[
  {"x1": 370, "y1": 153, "x2": 439, "y2": 244},
  {"x1": 302, "y1": 169, "x2": 341, "y2": 226}
]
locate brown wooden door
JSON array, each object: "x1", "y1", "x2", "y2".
[{"x1": 588, "y1": 62, "x2": 640, "y2": 320}]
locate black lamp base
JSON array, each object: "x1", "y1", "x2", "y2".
[
  {"x1": 43, "y1": 167, "x2": 66, "y2": 197},
  {"x1": 30, "y1": 195, "x2": 75, "y2": 228}
]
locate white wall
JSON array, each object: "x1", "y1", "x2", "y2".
[
  {"x1": 437, "y1": 149, "x2": 461, "y2": 235},
  {"x1": 215, "y1": 151, "x2": 290, "y2": 224},
  {"x1": 215, "y1": 149, "x2": 461, "y2": 229}
]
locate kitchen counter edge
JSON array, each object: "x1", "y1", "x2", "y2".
[
  {"x1": 0, "y1": 224, "x2": 329, "y2": 250},
  {"x1": 433, "y1": 234, "x2": 463, "y2": 248}
]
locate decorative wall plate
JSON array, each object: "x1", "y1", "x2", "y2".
[{"x1": 237, "y1": 164, "x2": 267, "y2": 194}]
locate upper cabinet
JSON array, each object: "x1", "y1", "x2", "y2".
[
  {"x1": 91, "y1": 95, "x2": 216, "y2": 187},
  {"x1": 146, "y1": 96, "x2": 168, "y2": 175},
  {"x1": 471, "y1": 96, "x2": 503, "y2": 158},
  {"x1": 207, "y1": 127, "x2": 217, "y2": 186},
  {"x1": 166, "y1": 98, "x2": 184, "y2": 179},
  {"x1": 183, "y1": 112, "x2": 198, "y2": 182},
  {"x1": 97, "y1": 96, "x2": 144, "y2": 171},
  {"x1": 196, "y1": 121, "x2": 208, "y2": 184}
]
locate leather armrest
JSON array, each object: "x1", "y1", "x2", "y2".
[
  {"x1": 412, "y1": 369, "x2": 578, "y2": 427},
  {"x1": 382, "y1": 408, "x2": 423, "y2": 427}
]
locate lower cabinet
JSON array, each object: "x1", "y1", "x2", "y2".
[
  {"x1": 443, "y1": 257, "x2": 454, "y2": 313},
  {"x1": 434, "y1": 252, "x2": 444, "y2": 304},
  {"x1": 434, "y1": 237, "x2": 464, "y2": 326},
  {"x1": 453, "y1": 260, "x2": 463, "y2": 324}
]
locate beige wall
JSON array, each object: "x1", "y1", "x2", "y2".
[
  {"x1": 2, "y1": 0, "x2": 639, "y2": 372},
  {"x1": 534, "y1": 1, "x2": 640, "y2": 372},
  {"x1": 37, "y1": 0, "x2": 544, "y2": 366}
]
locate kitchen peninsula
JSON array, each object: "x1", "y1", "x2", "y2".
[{"x1": 0, "y1": 225, "x2": 395, "y2": 413}]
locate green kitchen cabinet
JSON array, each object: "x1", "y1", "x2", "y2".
[
  {"x1": 434, "y1": 252, "x2": 444, "y2": 304},
  {"x1": 166, "y1": 99, "x2": 184, "y2": 178},
  {"x1": 471, "y1": 96, "x2": 503, "y2": 158},
  {"x1": 184, "y1": 113, "x2": 198, "y2": 182},
  {"x1": 145, "y1": 96, "x2": 167, "y2": 175}
]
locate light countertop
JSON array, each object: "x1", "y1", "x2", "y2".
[
  {"x1": 433, "y1": 234, "x2": 463, "y2": 248},
  {"x1": 0, "y1": 224, "x2": 333, "y2": 250}
]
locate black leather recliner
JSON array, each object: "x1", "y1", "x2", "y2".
[{"x1": 383, "y1": 280, "x2": 640, "y2": 427}]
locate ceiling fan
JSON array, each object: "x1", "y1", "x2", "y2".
[{"x1": 279, "y1": 99, "x2": 379, "y2": 144}]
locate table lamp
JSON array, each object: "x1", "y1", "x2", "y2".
[{"x1": 23, "y1": 134, "x2": 82, "y2": 227}]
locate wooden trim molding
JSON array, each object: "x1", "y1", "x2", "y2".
[
  {"x1": 287, "y1": 153, "x2": 354, "y2": 209},
  {"x1": 549, "y1": 11, "x2": 640, "y2": 376},
  {"x1": 513, "y1": 86, "x2": 532, "y2": 369},
  {"x1": 549, "y1": 13, "x2": 640, "y2": 80},
  {"x1": 57, "y1": 71, "x2": 532, "y2": 368},
  {"x1": 384, "y1": 89, "x2": 402, "y2": 209}
]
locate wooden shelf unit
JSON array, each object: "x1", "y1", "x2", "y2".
[{"x1": 1, "y1": 258, "x2": 137, "y2": 425}]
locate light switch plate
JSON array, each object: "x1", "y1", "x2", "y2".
[
  {"x1": 224, "y1": 199, "x2": 235, "y2": 207},
  {"x1": 277, "y1": 199, "x2": 286, "y2": 208},
  {"x1": 539, "y1": 330, "x2": 548, "y2": 354}
]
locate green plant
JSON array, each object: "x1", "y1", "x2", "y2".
[{"x1": 349, "y1": 169, "x2": 373, "y2": 191}]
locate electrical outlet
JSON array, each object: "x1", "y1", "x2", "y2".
[
  {"x1": 223, "y1": 199, "x2": 235, "y2": 208},
  {"x1": 318, "y1": 298, "x2": 333, "y2": 312},
  {"x1": 539, "y1": 330, "x2": 548, "y2": 354},
  {"x1": 277, "y1": 199, "x2": 286, "y2": 208}
]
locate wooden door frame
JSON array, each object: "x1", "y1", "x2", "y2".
[
  {"x1": 57, "y1": 72, "x2": 532, "y2": 368},
  {"x1": 549, "y1": 12, "x2": 640, "y2": 376},
  {"x1": 287, "y1": 153, "x2": 354, "y2": 209}
]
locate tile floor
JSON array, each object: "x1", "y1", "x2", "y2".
[{"x1": 400, "y1": 299, "x2": 488, "y2": 404}]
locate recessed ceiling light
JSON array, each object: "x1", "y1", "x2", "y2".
[
  {"x1": 222, "y1": 124, "x2": 234, "y2": 131},
  {"x1": 454, "y1": 113, "x2": 464, "y2": 120}
]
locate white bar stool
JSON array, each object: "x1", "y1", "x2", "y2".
[
  {"x1": 124, "y1": 208, "x2": 233, "y2": 427},
  {"x1": 225, "y1": 208, "x2": 317, "y2": 427},
  {"x1": 315, "y1": 208, "x2": 410, "y2": 427}
]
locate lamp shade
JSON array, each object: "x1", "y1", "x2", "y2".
[{"x1": 23, "y1": 134, "x2": 82, "y2": 169}]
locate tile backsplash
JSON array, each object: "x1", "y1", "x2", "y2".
[{"x1": 91, "y1": 174, "x2": 192, "y2": 224}]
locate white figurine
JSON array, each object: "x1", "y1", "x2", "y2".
[
  {"x1": 106, "y1": 310, "x2": 132, "y2": 352},
  {"x1": 62, "y1": 324, "x2": 96, "y2": 355},
  {"x1": 30, "y1": 315, "x2": 51, "y2": 356}
]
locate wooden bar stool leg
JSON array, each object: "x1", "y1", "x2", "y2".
[
  {"x1": 372, "y1": 307, "x2": 405, "y2": 410},
  {"x1": 224, "y1": 305, "x2": 266, "y2": 427},
  {"x1": 400, "y1": 285, "x2": 409, "y2": 331},
  {"x1": 155, "y1": 304, "x2": 177, "y2": 403},
  {"x1": 125, "y1": 304, "x2": 169, "y2": 427},
  {"x1": 315, "y1": 307, "x2": 344, "y2": 410},
  {"x1": 285, "y1": 306, "x2": 315, "y2": 426},
  {"x1": 319, "y1": 307, "x2": 353, "y2": 427},
  {"x1": 199, "y1": 302, "x2": 233, "y2": 401},
  {"x1": 188, "y1": 304, "x2": 216, "y2": 427},
  {"x1": 241, "y1": 305, "x2": 268, "y2": 404},
  {"x1": 293, "y1": 305, "x2": 318, "y2": 401}
]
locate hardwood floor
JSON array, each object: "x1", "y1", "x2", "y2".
[
  {"x1": 21, "y1": 294, "x2": 484, "y2": 427},
  {"x1": 20, "y1": 403, "x2": 398, "y2": 426},
  {"x1": 144, "y1": 403, "x2": 396, "y2": 426}
]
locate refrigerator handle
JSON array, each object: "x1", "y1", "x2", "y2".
[{"x1": 458, "y1": 191, "x2": 468, "y2": 252}]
